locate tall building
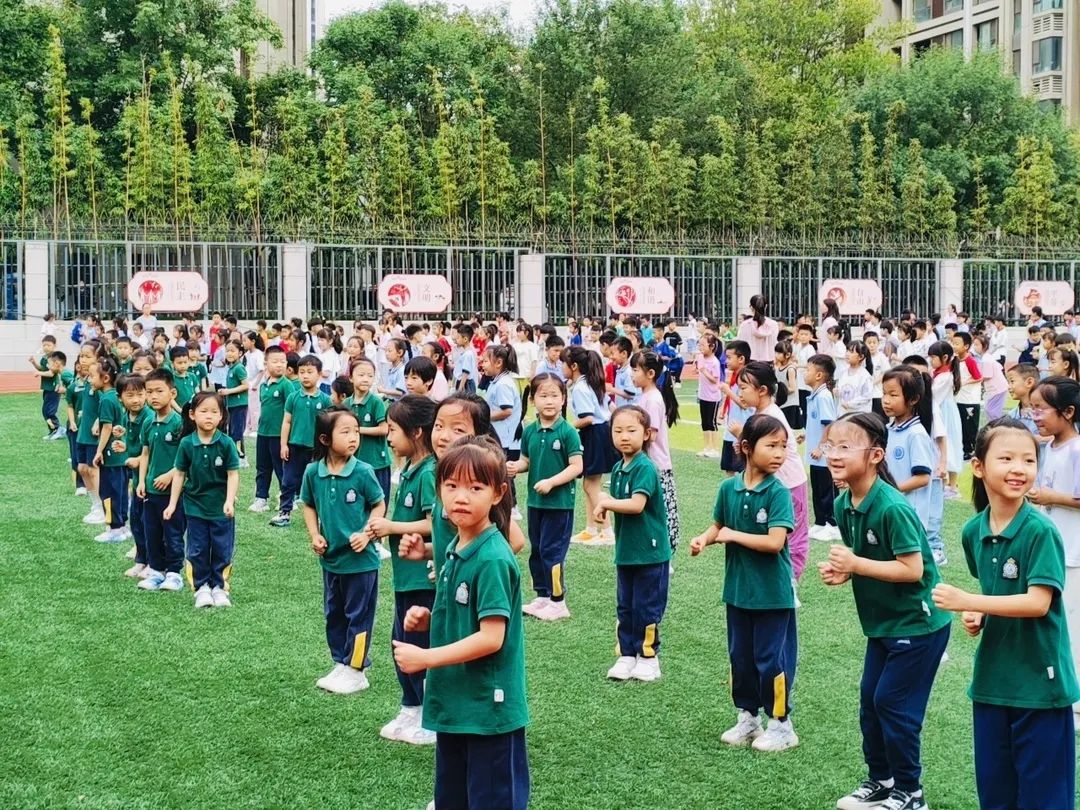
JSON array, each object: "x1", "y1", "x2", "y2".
[
  {"x1": 882, "y1": 0, "x2": 1079, "y2": 124},
  {"x1": 247, "y1": 0, "x2": 327, "y2": 75}
]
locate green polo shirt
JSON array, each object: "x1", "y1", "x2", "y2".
[
  {"x1": 225, "y1": 362, "x2": 248, "y2": 408},
  {"x1": 521, "y1": 417, "x2": 582, "y2": 511},
  {"x1": 389, "y1": 455, "x2": 437, "y2": 592},
  {"x1": 140, "y1": 411, "x2": 184, "y2": 496},
  {"x1": 258, "y1": 376, "x2": 297, "y2": 436},
  {"x1": 609, "y1": 452, "x2": 671, "y2": 566},
  {"x1": 97, "y1": 390, "x2": 127, "y2": 468},
  {"x1": 713, "y1": 473, "x2": 795, "y2": 610},
  {"x1": 118, "y1": 357, "x2": 134, "y2": 375},
  {"x1": 299, "y1": 457, "x2": 385, "y2": 575},
  {"x1": 432, "y1": 505, "x2": 456, "y2": 578},
  {"x1": 347, "y1": 393, "x2": 391, "y2": 471},
  {"x1": 174, "y1": 430, "x2": 240, "y2": 519},
  {"x1": 76, "y1": 386, "x2": 100, "y2": 446},
  {"x1": 962, "y1": 502, "x2": 1080, "y2": 709},
  {"x1": 835, "y1": 479, "x2": 951, "y2": 638},
  {"x1": 191, "y1": 362, "x2": 209, "y2": 389},
  {"x1": 65, "y1": 375, "x2": 87, "y2": 427},
  {"x1": 284, "y1": 389, "x2": 332, "y2": 448},
  {"x1": 173, "y1": 372, "x2": 199, "y2": 408},
  {"x1": 36, "y1": 355, "x2": 52, "y2": 391},
  {"x1": 59, "y1": 369, "x2": 73, "y2": 391},
  {"x1": 126, "y1": 406, "x2": 153, "y2": 462},
  {"x1": 424, "y1": 524, "x2": 528, "y2": 736}
]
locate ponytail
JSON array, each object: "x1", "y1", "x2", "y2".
[
  {"x1": 631, "y1": 350, "x2": 680, "y2": 427},
  {"x1": 750, "y1": 294, "x2": 768, "y2": 328},
  {"x1": 883, "y1": 365, "x2": 933, "y2": 434}
]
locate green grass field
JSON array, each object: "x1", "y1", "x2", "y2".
[{"x1": 1, "y1": 389, "x2": 994, "y2": 809}]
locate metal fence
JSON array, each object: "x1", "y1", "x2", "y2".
[
  {"x1": 309, "y1": 245, "x2": 522, "y2": 320},
  {"x1": 963, "y1": 260, "x2": 1076, "y2": 323},
  {"x1": 51, "y1": 241, "x2": 281, "y2": 320},
  {"x1": 1, "y1": 241, "x2": 22, "y2": 320}
]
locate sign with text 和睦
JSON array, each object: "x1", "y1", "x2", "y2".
[{"x1": 606, "y1": 277, "x2": 676, "y2": 315}]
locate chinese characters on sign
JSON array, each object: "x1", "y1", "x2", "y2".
[
  {"x1": 1014, "y1": 281, "x2": 1075, "y2": 316},
  {"x1": 818, "y1": 279, "x2": 883, "y2": 316},
  {"x1": 377, "y1": 274, "x2": 453, "y2": 313},
  {"x1": 127, "y1": 272, "x2": 210, "y2": 311},
  {"x1": 605, "y1": 277, "x2": 676, "y2": 314}
]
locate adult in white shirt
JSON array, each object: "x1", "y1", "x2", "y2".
[
  {"x1": 134, "y1": 303, "x2": 158, "y2": 336},
  {"x1": 511, "y1": 323, "x2": 540, "y2": 382}
]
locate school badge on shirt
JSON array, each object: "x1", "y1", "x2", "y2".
[
  {"x1": 455, "y1": 582, "x2": 469, "y2": 605},
  {"x1": 893, "y1": 447, "x2": 905, "y2": 461},
  {"x1": 866, "y1": 530, "x2": 879, "y2": 546},
  {"x1": 404, "y1": 492, "x2": 414, "y2": 508},
  {"x1": 755, "y1": 508, "x2": 768, "y2": 524},
  {"x1": 165, "y1": 432, "x2": 173, "y2": 442},
  {"x1": 364, "y1": 414, "x2": 371, "y2": 422},
  {"x1": 552, "y1": 439, "x2": 561, "y2": 450},
  {"x1": 1002, "y1": 558, "x2": 1019, "y2": 579},
  {"x1": 214, "y1": 456, "x2": 223, "y2": 467},
  {"x1": 345, "y1": 489, "x2": 357, "y2": 504}
]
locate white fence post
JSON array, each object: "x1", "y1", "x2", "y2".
[
  {"x1": 519, "y1": 253, "x2": 546, "y2": 324},
  {"x1": 939, "y1": 258, "x2": 964, "y2": 316},
  {"x1": 735, "y1": 256, "x2": 761, "y2": 319},
  {"x1": 24, "y1": 241, "x2": 50, "y2": 322},
  {"x1": 281, "y1": 242, "x2": 310, "y2": 319}
]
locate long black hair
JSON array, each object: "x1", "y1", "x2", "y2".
[
  {"x1": 749, "y1": 294, "x2": 768, "y2": 327},
  {"x1": 562, "y1": 345, "x2": 605, "y2": 404},
  {"x1": 312, "y1": 406, "x2": 361, "y2": 462},
  {"x1": 630, "y1": 350, "x2": 679, "y2": 427},
  {"x1": 180, "y1": 390, "x2": 228, "y2": 439},
  {"x1": 387, "y1": 394, "x2": 438, "y2": 454},
  {"x1": 928, "y1": 340, "x2": 961, "y2": 395},
  {"x1": 522, "y1": 372, "x2": 568, "y2": 421}
]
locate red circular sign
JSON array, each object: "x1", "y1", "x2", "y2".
[
  {"x1": 138, "y1": 278, "x2": 163, "y2": 306},
  {"x1": 614, "y1": 285, "x2": 637, "y2": 309},
  {"x1": 386, "y1": 283, "x2": 411, "y2": 310}
]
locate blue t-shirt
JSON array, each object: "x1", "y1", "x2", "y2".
[
  {"x1": 487, "y1": 373, "x2": 522, "y2": 451},
  {"x1": 614, "y1": 362, "x2": 639, "y2": 405},
  {"x1": 454, "y1": 350, "x2": 477, "y2": 383},
  {"x1": 1009, "y1": 403, "x2": 1038, "y2": 436},
  {"x1": 887, "y1": 417, "x2": 937, "y2": 531},
  {"x1": 571, "y1": 378, "x2": 609, "y2": 423},
  {"x1": 805, "y1": 385, "x2": 837, "y2": 468},
  {"x1": 724, "y1": 382, "x2": 755, "y2": 444},
  {"x1": 384, "y1": 362, "x2": 405, "y2": 399},
  {"x1": 535, "y1": 358, "x2": 565, "y2": 380}
]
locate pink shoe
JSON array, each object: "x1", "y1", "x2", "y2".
[
  {"x1": 535, "y1": 600, "x2": 571, "y2": 621},
  {"x1": 522, "y1": 597, "x2": 551, "y2": 617}
]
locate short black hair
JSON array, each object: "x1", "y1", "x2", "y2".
[
  {"x1": 116, "y1": 373, "x2": 146, "y2": 394},
  {"x1": 50, "y1": 350, "x2": 67, "y2": 364},
  {"x1": 169, "y1": 345, "x2": 188, "y2": 360},
  {"x1": 297, "y1": 354, "x2": 323, "y2": 371},
  {"x1": 145, "y1": 368, "x2": 175, "y2": 387},
  {"x1": 331, "y1": 377, "x2": 354, "y2": 398},
  {"x1": 456, "y1": 323, "x2": 475, "y2": 339},
  {"x1": 265, "y1": 344, "x2": 285, "y2": 357},
  {"x1": 725, "y1": 340, "x2": 751, "y2": 363}
]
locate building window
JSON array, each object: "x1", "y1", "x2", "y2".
[
  {"x1": 1013, "y1": 48, "x2": 1022, "y2": 73},
  {"x1": 1033, "y1": 36, "x2": 1062, "y2": 73},
  {"x1": 1039, "y1": 99, "x2": 1062, "y2": 113},
  {"x1": 976, "y1": 19, "x2": 999, "y2": 50},
  {"x1": 944, "y1": 29, "x2": 964, "y2": 49},
  {"x1": 945, "y1": 0, "x2": 963, "y2": 12},
  {"x1": 1033, "y1": 0, "x2": 1064, "y2": 12},
  {"x1": 914, "y1": 0, "x2": 931, "y2": 23}
]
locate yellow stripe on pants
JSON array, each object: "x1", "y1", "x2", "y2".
[
  {"x1": 102, "y1": 497, "x2": 112, "y2": 525},
  {"x1": 351, "y1": 631, "x2": 369, "y2": 669},
  {"x1": 551, "y1": 564, "x2": 563, "y2": 599},
  {"x1": 642, "y1": 624, "x2": 657, "y2": 658},
  {"x1": 773, "y1": 673, "x2": 787, "y2": 719}
]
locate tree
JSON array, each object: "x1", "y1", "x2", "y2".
[
  {"x1": 1001, "y1": 136, "x2": 1061, "y2": 248},
  {"x1": 698, "y1": 115, "x2": 741, "y2": 229},
  {"x1": 900, "y1": 139, "x2": 929, "y2": 238},
  {"x1": 44, "y1": 25, "x2": 73, "y2": 233}
]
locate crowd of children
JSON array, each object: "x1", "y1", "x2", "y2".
[{"x1": 30, "y1": 299, "x2": 1080, "y2": 810}]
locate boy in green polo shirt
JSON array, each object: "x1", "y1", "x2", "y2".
[
  {"x1": 250, "y1": 345, "x2": 295, "y2": 513},
  {"x1": 65, "y1": 354, "x2": 88, "y2": 494},
  {"x1": 120, "y1": 375, "x2": 152, "y2": 579},
  {"x1": 272, "y1": 355, "x2": 331, "y2": 527},
  {"x1": 392, "y1": 438, "x2": 529, "y2": 810},
  {"x1": 170, "y1": 346, "x2": 199, "y2": 411},
  {"x1": 75, "y1": 344, "x2": 105, "y2": 525},
  {"x1": 187, "y1": 344, "x2": 209, "y2": 391},
  {"x1": 221, "y1": 340, "x2": 249, "y2": 466},
  {"x1": 114, "y1": 336, "x2": 134, "y2": 374},
  {"x1": 137, "y1": 368, "x2": 186, "y2": 592},
  {"x1": 931, "y1": 419, "x2": 1079, "y2": 810},
  {"x1": 91, "y1": 357, "x2": 130, "y2": 544},
  {"x1": 596, "y1": 406, "x2": 670, "y2": 684},
  {"x1": 28, "y1": 335, "x2": 62, "y2": 439}
]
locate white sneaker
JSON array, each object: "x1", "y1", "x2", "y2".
[
  {"x1": 380, "y1": 707, "x2": 418, "y2": 741},
  {"x1": 211, "y1": 586, "x2": 232, "y2": 607},
  {"x1": 752, "y1": 717, "x2": 799, "y2": 752},
  {"x1": 606, "y1": 656, "x2": 637, "y2": 681},
  {"x1": 426, "y1": 802, "x2": 435, "y2": 810},
  {"x1": 83, "y1": 507, "x2": 106, "y2": 525},
  {"x1": 94, "y1": 528, "x2": 127, "y2": 543},
  {"x1": 376, "y1": 542, "x2": 392, "y2": 560},
  {"x1": 398, "y1": 714, "x2": 436, "y2": 745},
  {"x1": 248, "y1": 498, "x2": 269, "y2": 513},
  {"x1": 316, "y1": 663, "x2": 347, "y2": 690},
  {"x1": 324, "y1": 665, "x2": 369, "y2": 695},
  {"x1": 630, "y1": 656, "x2": 661, "y2": 682},
  {"x1": 74, "y1": 486, "x2": 88, "y2": 496},
  {"x1": 117, "y1": 526, "x2": 133, "y2": 541},
  {"x1": 137, "y1": 569, "x2": 165, "y2": 590},
  {"x1": 194, "y1": 584, "x2": 214, "y2": 608},
  {"x1": 808, "y1": 524, "x2": 827, "y2": 541},
  {"x1": 721, "y1": 710, "x2": 764, "y2": 747},
  {"x1": 124, "y1": 563, "x2": 147, "y2": 579},
  {"x1": 522, "y1": 597, "x2": 551, "y2": 617},
  {"x1": 125, "y1": 546, "x2": 137, "y2": 559},
  {"x1": 535, "y1": 600, "x2": 571, "y2": 621},
  {"x1": 160, "y1": 572, "x2": 184, "y2": 591},
  {"x1": 511, "y1": 507, "x2": 523, "y2": 522},
  {"x1": 238, "y1": 457, "x2": 250, "y2": 469},
  {"x1": 822, "y1": 524, "x2": 842, "y2": 542},
  {"x1": 594, "y1": 527, "x2": 615, "y2": 546}
]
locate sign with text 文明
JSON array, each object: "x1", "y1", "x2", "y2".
[{"x1": 377, "y1": 274, "x2": 453, "y2": 313}]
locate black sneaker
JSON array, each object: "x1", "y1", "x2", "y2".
[
  {"x1": 879, "y1": 790, "x2": 927, "y2": 810},
  {"x1": 269, "y1": 511, "x2": 291, "y2": 527},
  {"x1": 836, "y1": 780, "x2": 895, "y2": 810}
]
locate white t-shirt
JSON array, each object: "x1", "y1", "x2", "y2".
[
  {"x1": 1038, "y1": 436, "x2": 1080, "y2": 567},
  {"x1": 135, "y1": 314, "x2": 158, "y2": 334},
  {"x1": 512, "y1": 340, "x2": 539, "y2": 380}
]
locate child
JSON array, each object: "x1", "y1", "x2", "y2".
[
  {"x1": 974, "y1": 335, "x2": 1008, "y2": 420},
  {"x1": 1006, "y1": 363, "x2": 1040, "y2": 435},
  {"x1": 91, "y1": 357, "x2": 130, "y2": 543},
  {"x1": 927, "y1": 341, "x2": 964, "y2": 500},
  {"x1": 379, "y1": 338, "x2": 408, "y2": 401},
  {"x1": 793, "y1": 324, "x2": 816, "y2": 415},
  {"x1": 314, "y1": 329, "x2": 342, "y2": 394},
  {"x1": 249, "y1": 345, "x2": 295, "y2": 513},
  {"x1": 563, "y1": 346, "x2": 617, "y2": 543},
  {"x1": 536, "y1": 335, "x2": 565, "y2": 379},
  {"x1": 774, "y1": 340, "x2": 801, "y2": 429},
  {"x1": 221, "y1": 341, "x2": 249, "y2": 466},
  {"x1": 932, "y1": 418, "x2": 1078, "y2": 808},
  {"x1": 404, "y1": 356, "x2": 437, "y2": 398},
  {"x1": 483, "y1": 344, "x2": 523, "y2": 517},
  {"x1": 453, "y1": 325, "x2": 478, "y2": 393},
  {"x1": 346, "y1": 358, "x2": 392, "y2": 505},
  {"x1": 187, "y1": 345, "x2": 209, "y2": 393},
  {"x1": 1048, "y1": 347, "x2": 1080, "y2": 382},
  {"x1": 75, "y1": 343, "x2": 105, "y2": 525},
  {"x1": 632, "y1": 350, "x2": 681, "y2": 555},
  {"x1": 864, "y1": 331, "x2": 890, "y2": 419},
  {"x1": 690, "y1": 413, "x2": 798, "y2": 752},
  {"x1": 421, "y1": 342, "x2": 451, "y2": 401},
  {"x1": 1027, "y1": 375, "x2": 1080, "y2": 728},
  {"x1": 136, "y1": 369, "x2": 186, "y2": 592},
  {"x1": 330, "y1": 377, "x2": 354, "y2": 405},
  {"x1": 951, "y1": 331, "x2": 983, "y2": 460},
  {"x1": 836, "y1": 340, "x2": 873, "y2": 415},
  {"x1": 30, "y1": 336, "x2": 63, "y2": 439},
  {"x1": 114, "y1": 336, "x2": 134, "y2": 374},
  {"x1": 366, "y1": 395, "x2": 438, "y2": 746},
  {"x1": 170, "y1": 346, "x2": 199, "y2": 411},
  {"x1": 393, "y1": 438, "x2": 529, "y2": 810},
  {"x1": 243, "y1": 331, "x2": 266, "y2": 435},
  {"x1": 695, "y1": 334, "x2": 723, "y2": 458},
  {"x1": 719, "y1": 340, "x2": 753, "y2": 476},
  {"x1": 509, "y1": 375, "x2": 583, "y2": 622},
  {"x1": 119, "y1": 375, "x2": 152, "y2": 578},
  {"x1": 596, "y1": 406, "x2": 671, "y2": 682},
  {"x1": 301, "y1": 407, "x2": 387, "y2": 693},
  {"x1": 273, "y1": 356, "x2": 332, "y2": 528},
  {"x1": 608, "y1": 337, "x2": 639, "y2": 405},
  {"x1": 511, "y1": 324, "x2": 538, "y2": 387},
  {"x1": 65, "y1": 356, "x2": 88, "y2": 494},
  {"x1": 165, "y1": 392, "x2": 239, "y2": 607},
  {"x1": 820, "y1": 413, "x2": 951, "y2": 810},
  {"x1": 805, "y1": 354, "x2": 840, "y2": 542}
]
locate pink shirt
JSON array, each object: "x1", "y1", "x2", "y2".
[
  {"x1": 980, "y1": 356, "x2": 1007, "y2": 398},
  {"x1": 696, "y1": 355, "x2": 722, "y2": 401},
  {"x1": 737, "y1": 317, "x2": 780, "y2": 363},
  {"x1": 640, "y1": 388, "x2": 672, "y2": 470},
  {"x1": 430, "y1": 372, "x2": 449, "y2": 402},
  {"x1": 762, "y1": 402, "x2": 807, "y2": 488}
]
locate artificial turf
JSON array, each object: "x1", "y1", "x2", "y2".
[{"x1": 0, "y1": 388, "x2": 1007, "y2": 809}]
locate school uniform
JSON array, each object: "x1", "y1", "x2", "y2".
[
  {"x1": 347, "y1": 393, "x2": 392, "y2": 502},
  {"x1": 383, "y1": 362, "x2": 405, "y2": 401},
  {"x1": 453, "y1": 349, "x2": 478, "y2": 393},
  {"x1": 97, "y1": 389, "x2": 129, "y2": 530},
  {"x1": 720, "y1": 378, "x2": 754, "y2": 473},
  {"x1": 887, "y1": 417, "x2": 937, "y2": 533},
  {"x1": 300, "y1": 457, "x2": 386, "y2": 670},
  {"x1": 37, "y1": 355, "x2": 60, "y2": 430},
  {"x1": 175, "y1": 431, "x2": 239, "y2": 590},
  {"x1": 75, "y1": 385, "x2": 100, "y2": 467},
  {"x1": 190, "y1": 362, "x2": 209, "y2": 392},
  {"x1": 425, "y1": 524, "x2": 530, "y2": 810},
  {"x1": 389, "y1": 455, "x2": 438, "y2": 708},
  {"x1": 280, "y1": 389, "x2": 332, "y2": 515},
  {"x1": 794, "y1": 343, "x2": 815, "y2": 418},
  {"x1": 571, "y1": 378, "x2": 617, "y2": 476},
  {"x1": 173, "y1": 372, "x2": 199, "y2": 409},
  {"x1": 126, "y1": 406, "x2": 153, "y2": 565},
  {"x1": 613, "y1": 362, "x2": 639, "y2": 405},
  {"x1": 962, "y1": 503, "x2": 1079, "y2": 809},
  {"x1": 255, "y1": 376, "x2": 297, "y2": 501},
  {"x1": 224, "y1": 362, "x2": 249, "y2": 447},
  {"x1": 534, "y1": 358, "x2": 565, "y2": 380},
  {"x1": 956, "y1": 354, "x2": 983, "y2": 459},
  {"x1": 713, "y1": 474, "x2": 797, "y2": 720},
  {"x1": 521, "y1": 418, "x2": 582, "y2": 602},
  {"x1": 488, "y1": 372, "x2": 524, "y2": 506},
  {"x1": 834, "y1": 479, "x2": 951, "y2": 796},
  {"x1": 1008, "y1": 403, "x2": 1038, "y2": 436},
  {"x1": 611, "y1": 452, "x2": 672, "y2": 658},
  {"x1": 140, "y1": 411, "x2": 186, "y2": 574},
  {"x1": 65, "y1": 375, "x2": 86, "y2": 487},
  {"x1": 805, "y1": 385, "x2": 838, "y2": 529}
]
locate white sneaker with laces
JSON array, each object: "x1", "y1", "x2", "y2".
[
  {"x1": 160, "y1": 572, "x2": 184, "y2": 591},
  {"x1": 380, "y1": 707, "x2": 417, "y2": 741},
  {"x1": 721, "y1": 710, "x2": 763, "y2": 747},
  {"x1": 835, "y1": 779, "x2": 895, "y2": 810},
  {"x1": 630, "y1": 656, "x2": 661, "y2": 682},
  {"x1": 751, "y1": 717, "x2": 799, "y2": 752},
  {"x1": 324, "y1": 665, "x2": 369, "y2": 694},
  {"x1": 211, "y1": 586, "x2": 232, "y2": 607},
  {"x1": 317, "y1": 663, "x2": 347, "y2": 691},
  {"x1": 522, "y1": 597, "x2": 551, "y2": 617},
  {"x1": 398, "y1": 713, "x2": 436, "y2": 745},
  {"x1": 83, "y1": 507, "x2": 106, "y2": 525},
  {"x1": 606, "y1": 656, "x2": 637, "y2": 681},
  {"x1": 194, "y1": 585, "x2": 214, "y2": 608},
  {"x1": 248, "y1": 498, "x2": 269, "y2": 513},
  {"x1": 535, "y1": 600, "x2": 571, "y2": 621},
  {"x1": 137, "y1": 570, "x2": 165, "y2": 590}
]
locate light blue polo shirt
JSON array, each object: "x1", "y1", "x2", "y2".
[
  {"x1": 723, "y1": 382, "x2": 755, "y2": 445},
  {"x1": 614, "y1": 362, "x2": 639, "y2": 405},
  {"x1": 384, "y1": 362, "x2": 405, "y2": 399},
  {"x1": 487, "y1": 373, "x2": 522, "y2": 451},
  {"x1": 453, "y1": 350, "x2": 477, "y2": 383},
  {"x1": 571, "y1": 378, "x2": 609, "y2": 423},
  {"x1": 887, "y1": 416, "x2": 937, "y2": 531},
  {"x1": 805, "y1": 385, "x2": 837, "y2": 468},
  {"x1": 535, "y1": 358, "x2": 566, "y2": 380},
  {"x1": 1009, "y1": 403, "x2": 1039, "y2": 436}
]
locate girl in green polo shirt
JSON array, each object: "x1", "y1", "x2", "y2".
[{"x1": 931, "y1": 418, "x2": 1079, "y2": 810}]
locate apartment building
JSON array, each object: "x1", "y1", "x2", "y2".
[
  {"x1": 880, "y1": 0, "x2": 1080, "y2": 124},
  {"x1": 244, "y1": 0, "x2": 327, "y2": 75}
]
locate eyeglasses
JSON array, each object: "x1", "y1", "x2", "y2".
[{"x1": 820, "y1": 443, "x2": 874, "y2": 457}]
